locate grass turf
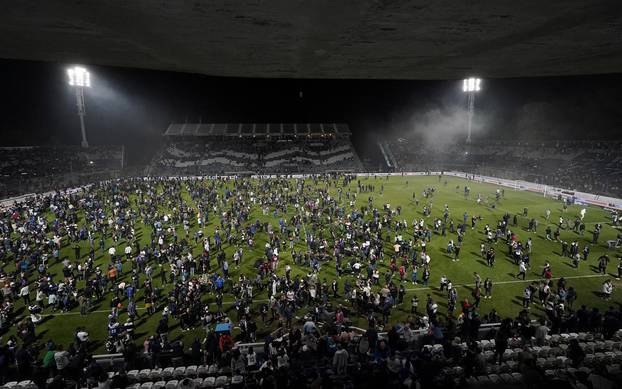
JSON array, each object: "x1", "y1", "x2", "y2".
[{"x1": 3, "y1": 175, "x2": 621, "y2": 355}]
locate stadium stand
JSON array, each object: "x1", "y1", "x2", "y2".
[
  {"x1": 150, "y1": 123, "x2": 363, "y2": 175},
  {"x1": 386, "y1": 139, "x2": 622, "y2": 197},
  {"x1": 0, "y1": 145, "x2": 124, "y2": 198}
]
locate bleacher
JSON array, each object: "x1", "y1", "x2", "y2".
[
  {"x1": 13, "y1": 327, "x2": 617, "y2": 389},
  {"x1": 386, "y1": 139, "x2": 622, "y2": 197},
  {"x1": 151, "y1": 132, "x2": 363, "y2": 176},
  {"x1": 0, "y1": 145, "x2": 124, "y2": 198}
]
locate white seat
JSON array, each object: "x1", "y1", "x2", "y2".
[
  {"x1": 207, "y1": 365, "x2": 218, "y2": 375},
  {"x1": 556, "y1": 356, "x2": 570, "y2": 367},
  {"x1": 231, "y1": 375, "x2": 243, "y2": 386},
  {"x1": 140, "y1": 383, "x2": 154, "y2": 389},
  {"x1": 173, "y1": 366, "x2": 186, "y2": 378},
  {"x1": 165, "y1": 380, "x2": 178, "y2": 389},
  {"x1": 139, "y1": 369, "x2": 152, "y2": 381},
  {"x1": 215, "y1": 376, "x2": 229, "y2": 387},
  {"x1": 594, "y1": 352, "x2": 606, "y2": 364},
  {"x1": 202, "y1": 377, "x2": 216, "y2": 388},
  {"x1": 546, "y1": 357, "x2": 560, "y2": 369},
  {"x1": 578, "y1": 366, "x2": 592, "y2": 375},
  {"x1": 197, "y1": 365, "x2": 209, "y2": 377},
  {"x1": 499, "y1": 373, "x2": 513, "y2": 383},
  {"x1": 185, "y1": 365, "x2": 198, "y2": 377},
  {"x1": 127, "y1": 370, "x2": 140, "y2": 382},
  {"x1": 162, "y1": 367, "x2": 175, "y2": 380},
  {"x1": 192, "y1": 377, "x2": 204, "y2": 387},
  {"x1": 488, "y1": 374, "x2": 501, "y2": 383},
  {"x1": 153, "y1": 381, "x2": 166, "y2": 389},
  {"x1": 17, "y1": 382, "x2": 36, "y2": 389},
  {"x1": 126, "y1": 384, "x2": 141, "y2": 389},
  {"x1": 149, "y1": 368, "x2": 163, "y2": 381}
]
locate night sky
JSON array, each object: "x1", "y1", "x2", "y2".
[{"x1": 1, "y1": 59, "x2": 621, "y2": 164}]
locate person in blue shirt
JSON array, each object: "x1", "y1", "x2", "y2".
[
  {"x1": 126, "y1": 285, "x2": 135, "y2": 301},
  {"x1": 215, "y1": 275, "x2": 225, "y2": 291}
]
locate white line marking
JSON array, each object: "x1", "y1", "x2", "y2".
[{"x1": 404, "y1": 273, "x2": 608, "y2": 292}]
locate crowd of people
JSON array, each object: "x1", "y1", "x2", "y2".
[
  {"x1": 152, "y1": 140, "x2": 362, "y2": 176},
  {"x1": 0, "y1": 146, "x2": 124, "y2": 198},
  {"x1": 387, "y1": 139, "x2": 622, "y2": 198},
  {"x1": 0, "y1": 173, "x2": 619, "y2": 388}
]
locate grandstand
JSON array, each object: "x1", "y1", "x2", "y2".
[
  {"x1": 0, "y1": 145, "x2": 125, "y2": 198},
  {"x1": 385, "y1": 138, "x2": 622, "y2": 198},
  {"x1": 150, "y1": 123, "x2": 363, "y2": 175}
]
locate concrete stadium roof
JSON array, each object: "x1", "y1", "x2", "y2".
[{"x1": 2, "y1": 1, "x2": 622, "y2": 80}]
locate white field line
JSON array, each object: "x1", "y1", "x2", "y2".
[{"x1": 404, "y1": 273, "x2": 609, "y2": 292}]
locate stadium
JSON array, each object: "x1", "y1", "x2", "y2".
[{"x1": 0, "y1": 2, "x2": 622, "y2": 389}]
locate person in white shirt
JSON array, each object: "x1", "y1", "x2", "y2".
[
  {"x1": 516, "y1": 261, "x2": 527, "y2": 280},
  {"x1": 19, "y1": 285, "x2": 30, "y2": 305},
  {"x1": 54, "y1": 345, "x2": 70, "y2": 372},
  {"x1": 602, "y1": 280, "x2": 614, "y2": 300}
]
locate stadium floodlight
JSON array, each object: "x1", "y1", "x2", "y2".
[
  {"x1": 462, "y1": 77, "x2": 481, "y2": 143},
  {"x1": 67, "y1": 66, "x2": 91, "y2": 87},
  {"x1": 67, "y1": 66, "x2": 91, "y2": 147}
]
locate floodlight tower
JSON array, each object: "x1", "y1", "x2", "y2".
[
  {"x1": 462, "y1": 77, "x2": 481, "y2": 143},
  {"x1": 67, "y1": 66, "x2": 91, "y2": 148}
]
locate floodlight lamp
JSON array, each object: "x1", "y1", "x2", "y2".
[
  {"x1": 67, "y1": 66, "x2": 91, "y2": 87},
  {"x1": 463, "y1": 77, "x2": 482, "y2": 92}
]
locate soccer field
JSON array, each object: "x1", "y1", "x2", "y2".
[{"x1": 6, "y1": 175, "x2": 621, "y2": 354}]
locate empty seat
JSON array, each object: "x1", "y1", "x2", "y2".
[
  {"x1": 126, "y1": 384, "x2": 141, "y2": 389},
  {"x1": 556, "y1": 356, "x2": 570, "y2": 367},
  {"x1": 17, "y1": 382, "x2": 36, "y2": 389},
  {"x1": 153, "y1": 381, "x2": 166, "y2": 389},
  {"x1": 165, "y1": 380, "x2": 178, "y2": 389},
  {"x1": 215, "y1": 376, "x2": 229, "y2": 387},
  {"x1": 197, "y1": 365, "x2": 209, "y2": 377},
  {"x1": 231, "y1": 375, "x2": 244, "y2": 388},
  {"x1": 202, "y1": 377, "x2": 216, "y2": 388},
  {"x1": 140, "y1": 383, "x2": 154, "y2": 389},
  {"x1": 185, "y1": 365, "x2": 198, "y2": 377},
  {"x1": 139, "y1": 370, "x2": 152, "y2": 381},
  {"x1": 173, "y1": 367, "x2": 186, "y2": 379},
  {"x1": 488, "y1": 374, "x2": 501, "y2": 383},
  {"x1": 162, "y1": 367, "x2": 175, "y2": 380},
  {"x1": 207, "y1": 365, "x2": 218, "y2": 375},
  {"x1": 149, "y1": 368, "x2": 163, "y2": 381},
  {"x1": 127, "y1": 370, "x2": 140, "y2": 383}
]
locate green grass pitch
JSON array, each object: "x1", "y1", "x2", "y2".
[{"x1": 5, "y1": 175, "x2": 621, "y2": 354}]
